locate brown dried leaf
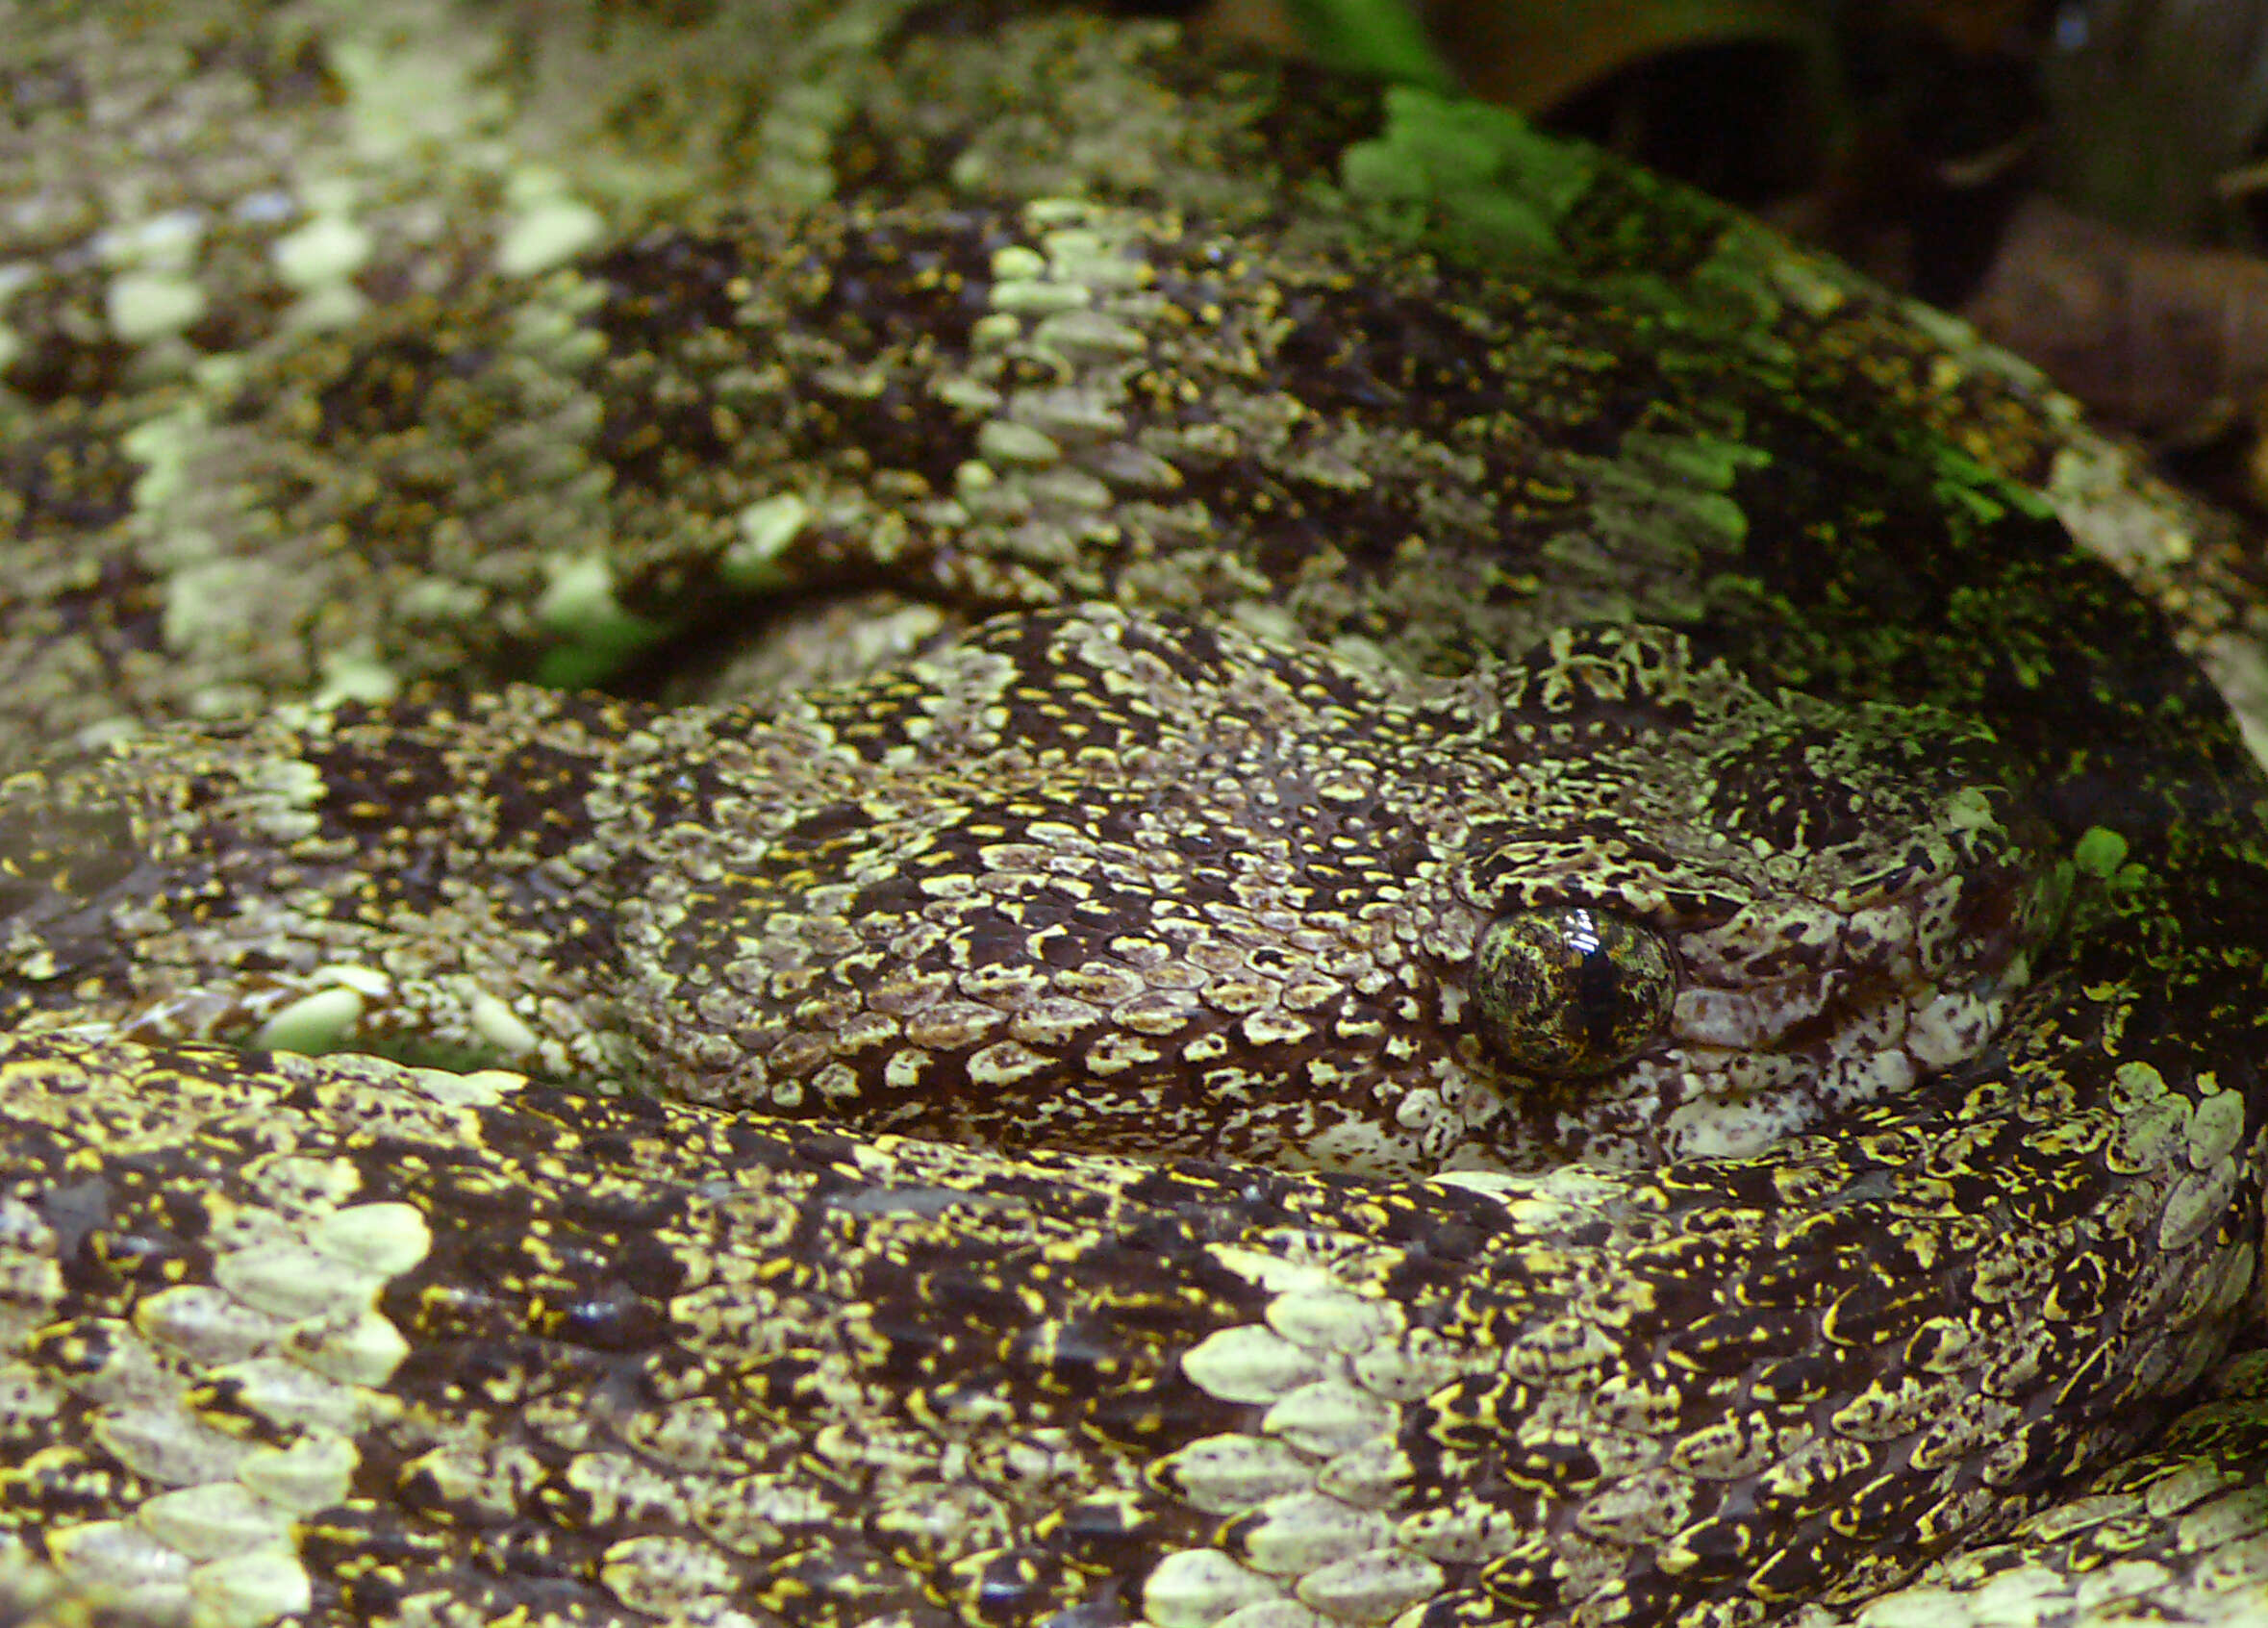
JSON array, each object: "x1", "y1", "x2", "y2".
[{"x1": 1962, "y1": 194, "x2": 2268, "y2": 443}]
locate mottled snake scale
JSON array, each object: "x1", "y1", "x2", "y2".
[{"x1": 0, "y1": 5, "x2": 2264, "y2": 1627}]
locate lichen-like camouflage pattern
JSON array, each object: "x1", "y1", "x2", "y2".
[
  {"x1": 0, "y1": 4, "x2": 2263, "y2": 1628},
  {"x1": 0, "y1": 608, "x2": 2058, "y2": 1177}
]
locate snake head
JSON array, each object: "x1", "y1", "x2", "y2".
[
  {"x1": 1444, "y1": 622, "x2": 2066, "y2": 1170},
  {"x1": 618, "y1": 610, "x2": 2063, "y2": 1178}
]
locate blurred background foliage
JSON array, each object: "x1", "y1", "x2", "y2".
[{"x1": 1197, "y1": 0, "x2": 2268, "y2": 526}]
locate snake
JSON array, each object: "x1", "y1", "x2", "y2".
[{"x1": 0, "y1": 3, "x2": 2264, "y2": 1625}]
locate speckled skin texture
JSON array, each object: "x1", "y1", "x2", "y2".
[
  {"x1": 0, "y1": 4, "x2": 2265, "y2": 1627},
  {"x1": 0, "y1": 610, "x2": 2054, "y2": 1178}
]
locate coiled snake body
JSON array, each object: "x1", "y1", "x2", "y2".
[{"x1": 0, "y1": 5, "x2": 2263, "y2": 1626}]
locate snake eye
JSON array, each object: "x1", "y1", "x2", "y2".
[{"x1": 1472, "y1": 907, "x2": 1676, "y2": 1077}]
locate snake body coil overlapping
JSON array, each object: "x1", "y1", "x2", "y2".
[{"x1": 0, "y1": 4, "x2": 2264, "y2": 1626}]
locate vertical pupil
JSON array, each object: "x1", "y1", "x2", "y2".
[
  {"x1": 1472, "y1": 905, "x2": 1674, "y2": 1078},
  {"x1": 1566, "y1": 909, "x2": 1623, "y2": 1054}
]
